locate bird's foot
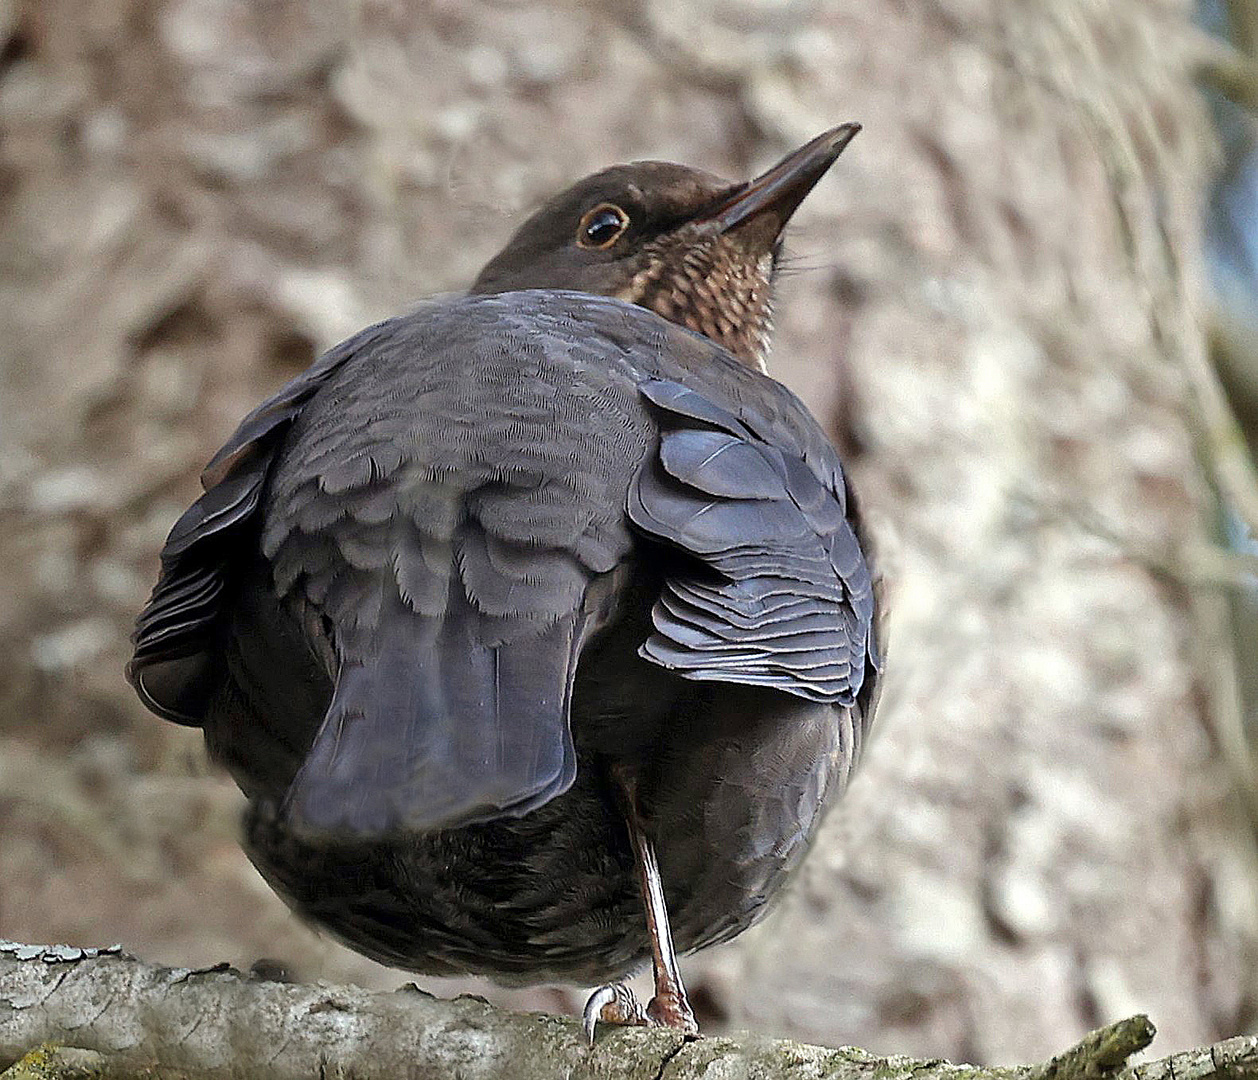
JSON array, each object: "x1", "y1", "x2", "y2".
[
  {"x1": 582, "y1": 981, "x2": 699, "y2": 1043},
  {"x1": 584, "y1": 982, "x2": 647, "y2": 1042}
]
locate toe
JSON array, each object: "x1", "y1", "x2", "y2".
[{"x1": 583, "y1": 982, "x2": 647, "y2": 1043}]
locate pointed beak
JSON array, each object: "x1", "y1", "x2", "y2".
[{"x1": 706, "y1": 123, "x2": 861, "y2": 236}]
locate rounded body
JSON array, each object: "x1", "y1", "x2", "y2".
[{"x1": 130, "y1": 291, "x2": 878, "y2": 987}]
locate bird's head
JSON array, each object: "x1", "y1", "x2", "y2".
[{"x1": 470, "y1": 124, "x2": 860, "y2": 372}]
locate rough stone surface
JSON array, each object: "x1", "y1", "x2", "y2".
[{"x1": 1, "y1": 0, "x2": 1254, "y2": 1065}]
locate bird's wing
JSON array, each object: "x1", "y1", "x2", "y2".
[
  {"x1": 628, "y1": 377, "x2": 876, "y2": 707},
  {"x1": 127, "y1": 319, "x2": 400, "y2": 724}
]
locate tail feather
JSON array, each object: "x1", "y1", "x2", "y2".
[{"x1": 286, "y1": 585, "x2": 580, "y2": 834}]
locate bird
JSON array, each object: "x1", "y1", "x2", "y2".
[{"x1": 127, "y1": 124, "x2": 880, "y2": 1039}]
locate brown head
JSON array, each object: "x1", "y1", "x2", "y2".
[{"x1": 470, "y1": 124, "x2": 860, "y2": 372}]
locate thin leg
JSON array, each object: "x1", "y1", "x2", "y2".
[
  {"x1": 583, "y1": 768, "x2": 698, "y2": 1041},
  {"x1": 625, "y1": 808, "x2": 696, "y2": 1032}
]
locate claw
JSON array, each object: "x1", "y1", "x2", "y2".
[{"x1": 583, "y1": 982, "x2": 648, "y2": 1043}]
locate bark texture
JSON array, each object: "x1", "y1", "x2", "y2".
[
  {"x1": 0, "y1": 0, "x2": 1254, "y2": 1065},
  {"x1": 2, "y1": 944, "x2": 1256, "y2": 1080}
]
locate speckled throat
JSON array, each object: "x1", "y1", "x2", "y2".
[{"x1": 617, "y1": 228, "x2": 776, "y2": 373}]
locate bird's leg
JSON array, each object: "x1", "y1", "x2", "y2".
[
  {"x1": 628, "y1": 807, "x2": 698, "y2": 1033},
  {"x1": 583, "y1": 766, "x2": 698, "y2": 1042}
]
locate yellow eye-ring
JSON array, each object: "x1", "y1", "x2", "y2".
[{"x1": 577, "y1": 203, "x2": 630, "y2": 249}]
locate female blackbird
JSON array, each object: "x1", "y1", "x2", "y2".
[{"x1": 128, "y1": 125, "x2": 879, "y2": 1037}]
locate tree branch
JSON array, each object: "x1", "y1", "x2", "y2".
[{"x1": 1, "y1": 942, "x2": 1256, "y2": 1080}]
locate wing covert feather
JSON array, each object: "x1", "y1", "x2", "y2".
[{"x1": 628, "y1": 377, "x2": 876, "y2": 707}]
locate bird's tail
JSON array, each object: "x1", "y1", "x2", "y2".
[{"x1": 285, "y1": 584, "x2": 581, "y2": 835}]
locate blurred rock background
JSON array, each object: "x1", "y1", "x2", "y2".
[{"x1": 3, "y1": 0, "x2": 1258, "y2": 1065}]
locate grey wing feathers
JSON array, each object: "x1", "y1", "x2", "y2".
[
  {"x1": 629, "y1": 378, "x2": 876, "y2": 706},
  {"x1": 127, "y1": 320, "x2": 398, "y2": 724},
  {"x1": 127, "y1": 470, "x2": 256, "y2": 723}
]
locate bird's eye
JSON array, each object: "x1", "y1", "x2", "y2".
[{"x1": 577, "y1": 203, "x2": 630, "y2": 250}]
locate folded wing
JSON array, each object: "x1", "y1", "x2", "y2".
[{"x1": 629, "y1": 378, "x2": 876, "y2": 707}]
